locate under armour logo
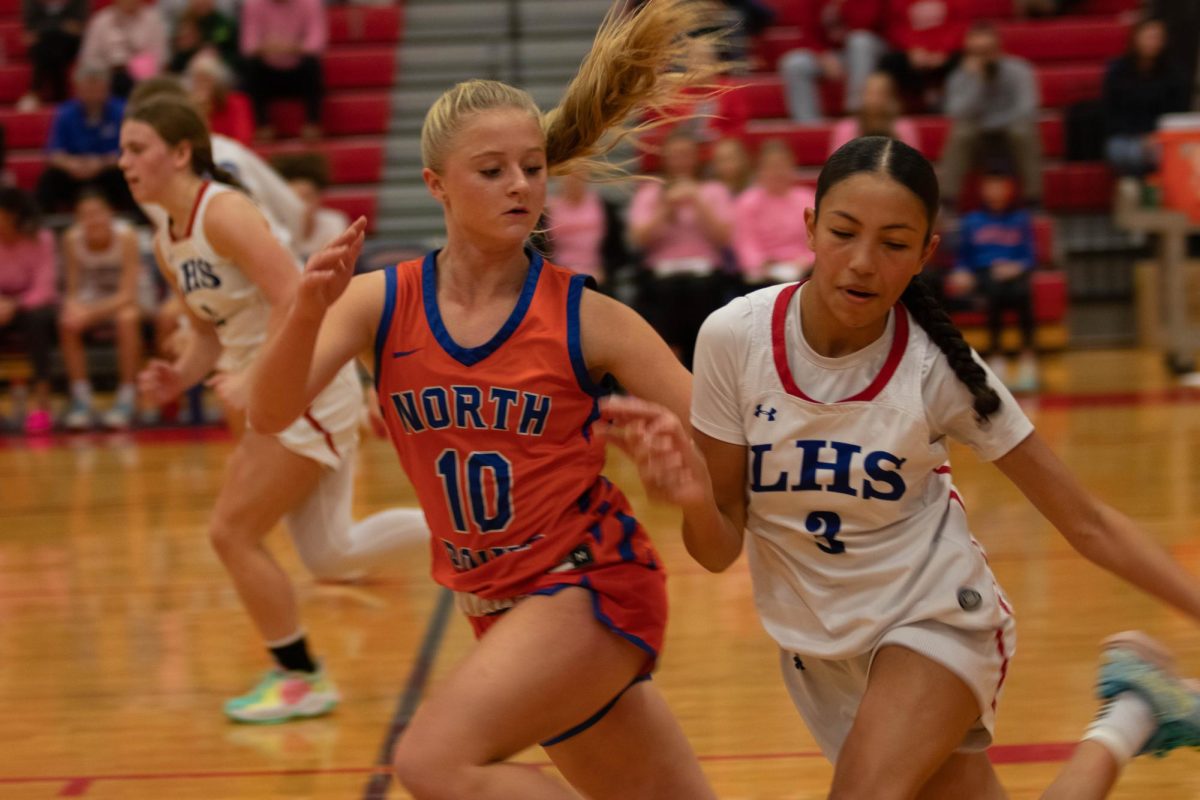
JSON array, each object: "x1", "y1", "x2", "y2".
[
  {"x1": 755, "y1": 405, "x2": 777, "y2": 421},
  {"x1": 793, "y1": 655, "x2": 805, "y2": 671}
]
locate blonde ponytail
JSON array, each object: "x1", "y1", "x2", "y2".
[{"x1": 420, "y1": 0, "x2": 726, "y2": 176}]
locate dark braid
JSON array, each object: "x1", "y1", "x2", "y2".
[
  {"x1": 901, "y1": 275, "x2": 1000, "y2": 420},
  {"x1": 817, "y1": 135, "x2": 1003, "y2": 422}
]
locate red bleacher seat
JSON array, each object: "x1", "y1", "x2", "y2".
[
  {"x1": 255, "y1": 138, "x2": 384, "y2": 185},
  {"x1": 0, "y1": 0, "x2": 16, "y2": 16},
  {"x1": 951, "y1": 270, "x2": 1068, "y2": 327},
  {"x1": 0, "y1": 64, "x2": 30, "y2": 104},
  {"x1": 8, "y1": 153, "x2": 44, "y2": 190},
  {"x1": 0, "y1": 109, "x2": 54, "y2": 149},
  {"x1": 999, "y1": 20, "x2": 1128, "y2": 63},
  {"x1": 1037, "y1": 63, "x2": 1106, "y2": 108},
  {"x1": 324, "y1": 188, "x2": 377, "y2": 232},
  {"x1": 328, "y1": 6, "x2": 403, "y2": 45},
  {"x1": 0, "y1": 21, "x2": 26, "y2": 59},
  {"x1": 267, "y1": 91, "x2": 390, "y2": 137},
  {"x1": 966, "y1": 0, "x2": 1137, "y2": 17},
  {"x1": 323, "y1": 47, "x2": 396, "y2": 90},
  {"x1": 1042, "y1": 161, "x2": 1113, "y2": 211},
  {"x1": 757, "y1": 0, "x2": 806, "y2": 28}
]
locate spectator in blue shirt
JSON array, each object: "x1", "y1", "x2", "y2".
[
  {"x1": 945, "y1": 167, "x2": 1040, "y2": 391},
  {"x1": 35, "y1": 65, "x2": 134, "y2": 214}
]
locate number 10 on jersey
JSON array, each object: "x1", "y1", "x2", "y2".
[{"x1": 435, "y1": 449, "x2": 514, "y2": 534}]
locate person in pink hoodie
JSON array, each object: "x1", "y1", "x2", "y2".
[
  {"x1": 733, "y1": 140, "x2": 816, "y2": 287},
  {"x1": 0, "y1": 188, "x2": 59, "y2": 434}
]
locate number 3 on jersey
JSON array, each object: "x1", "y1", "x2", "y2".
[
  {"x1": 806, "y1": 511, "x2": 845, "y2": 554},
  {"x1": 435, "y1": 449, "x2": 514, "y2": 534}
]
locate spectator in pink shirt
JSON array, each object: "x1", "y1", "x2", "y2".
[
  {"x1": 240, "y1": 0, "x2": 326, "y2": 141},
  {"x1": 545, "y1": 173, "x2": 608, "y2": 283},
  {"x1": 77, "y1": 0, "x2": 167, "y2": 98},
  {"x1": 0, "y1": 188, "x2": 59, "y2": 434},
  {"x1": 629, "y1": 132, "x2": 733, "y2": 368},
  {"x1": 709, "y1": 137, "x2": 752, "y2": 196},
  {"x1": 827, "y1": 71, "x2": 922, "y2": 156},
  {"x1": 734, "y1": 140, "x2": 816, "y2": 287}
]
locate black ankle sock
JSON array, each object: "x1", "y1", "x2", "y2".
[{"x1": 270, "y1": 636, "x2": 317, "y2": 673}]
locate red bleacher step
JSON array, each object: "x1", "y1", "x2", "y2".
[
  {"x1": 255, "y1": 138, "x2": 384, "y2": 185},
  {"x1": 267, "y1": 91, "x2": 390, "y2": 137},
  {"x1": 328, "y1": 6, "x2": 403, "y2": 45},
  {"x1": 324, "y1": 188, "x2": 377, "y2": 233}
]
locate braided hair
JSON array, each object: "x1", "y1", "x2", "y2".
[{"x1": 815, "y1": 136, "x2": 1001, "y2": 421}]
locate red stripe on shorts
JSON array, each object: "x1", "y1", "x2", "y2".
[
  {"x1": 992, "y1": 627, "x2": 1010, "y2": 710},
  {"x1": 303, "y1": 408, "x2": 339, "y2": 459}
]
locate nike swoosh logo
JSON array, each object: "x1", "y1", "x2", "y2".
[{"x1": 392, "y1": 348, "x2": 422, "y2": 358}]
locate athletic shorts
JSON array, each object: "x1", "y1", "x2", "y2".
[
  {"x1": 269, "y1": 361, "x2": 362, "y2": 470},
  {"x1": 463, "y1": 558, "x2": 668, "y2": 677},
  {"x1": 779, "y1": 616, "x2": 1018, "y2": 762}
]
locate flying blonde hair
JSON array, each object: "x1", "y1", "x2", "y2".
[{"x1": 420, "y1": 0, "x2": 726, "y2": 177}]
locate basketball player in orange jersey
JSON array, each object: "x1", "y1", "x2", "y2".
[
  {"x1": 120, "y1": 98, "x2": 429, "y2": 724},
  {"x1": 247, "y1": 2, "x2": 725, "y2": 797}
]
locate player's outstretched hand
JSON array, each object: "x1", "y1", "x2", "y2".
[
  {"x1": 602, "y1": 395, "x2": 712, "y2": 507},
  {"x1": 297, "y1": 216, "x2": 368, "y2": 316},
  {"x1": 138, "y1": 359, "x2": 184, "y2": 406}
]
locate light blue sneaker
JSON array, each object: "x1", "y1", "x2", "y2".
[
  {"x1": 224, "y1": 667, "x2": 339, "y2": 724},
  {"x1": 1097, "y1": 631, "x2": 1200, "y2": 757}
]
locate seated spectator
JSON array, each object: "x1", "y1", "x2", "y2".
[
  {"x1": 36, "y1": 66, "x2": 134, "y2": 214},
  {"x1": 166, "y1": 0, "x2": 239, "y2": 74},
  {"x1": 944, "y1": 167, "x2": 1040, "y2": 391},
  {"x1": 18, "y1": 0, "x2": 87, "y2": 109},
  {"x1": 128, "y1": 77, "x2": 306, "y2": 247},
  {"x1": 186, "y1": 52, "x2": 254, "y2": 145},
  {"x1": 828, "y1": 71, "x2": 921, "y2": 156},
  {"x1": 709, "y1": 137, "x2": 753, "y2": 196},
  {"x1": 544, "y1": 171, "x2": 631, "y2": 285},
  {"x1": 1102, "y1": 18, "x2": 1189, "y2": 178},
  {"x1": 0, "y1": 188, "x2": 58, "y2": 434},
  {"x1": 59, "y1": 190, "x2": 147, "y2": 431},
  {"x1": 733, "y1": 140, "x2": 816, "y2": 287},
  {"x1": 240, "y1": 0, "x2": 327, "y2": 141},
  {"x1": 778, "y1": 0, "x2": 887, "y2": 123},
  {"x1": 629, "y1": 132, "x2": 733, "y2": 368},
  {"x1": 878, "y1": 0, "x2": 968, "y2": 112},
  {"x1": 941, "y1": 21, "x2": 1042, "y2": 208},
  {"x1": 77, "y1": 0, "x2": 167, "y2": 98},
  {"x1": 271, "y1": 153, "x2": 349, "y2": 264}
]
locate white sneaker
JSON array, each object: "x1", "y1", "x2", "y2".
[
  {"x1": 1010, "y1": 354, "x2": 1040, "y2": 393},
  {"x1": 101, "y1": 402, "x2": 134, "y2": 430},
  {"x1": 63, "y1": 400, "x2": 94, "y2": 431}
]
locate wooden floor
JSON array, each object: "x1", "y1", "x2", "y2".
[{"x1": 3, "y1": 349, "x2": 1200, "y2": 799}]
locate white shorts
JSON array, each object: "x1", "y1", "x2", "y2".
[
  {"x1": 779, "y1": 617, "x2": 1017, "y2": 762},
  {"x1": 273, "y1": 361, "x2": 362, "y2": 470}
]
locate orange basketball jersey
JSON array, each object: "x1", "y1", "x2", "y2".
[{"x1": 374, "y1": 251, "x2": 660, "y2": 599}]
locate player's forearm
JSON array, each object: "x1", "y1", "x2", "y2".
[
  {"x1": 681, "y1": 496, "x2": 744, "y2": 572},
  {"x1": 1070, "y1": 503, "x2": 1200, "y2": 622},
  {"x1": 173, "y1": 327, "x2": 222, "y2": 390},
  {"x1": 247, "y1": 302, "x2": 323, "y2": 433}
]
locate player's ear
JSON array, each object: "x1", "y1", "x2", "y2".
[{"x1": 423, "y1": 168, "x2": 446, "y2": 204}]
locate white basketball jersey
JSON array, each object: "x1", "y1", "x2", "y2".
[
  {"x1": 691, "y1": 282, "x2": 1034, "y2": 659},
  {"x1": 66, "y1": 219, "x2": 132, "y2": 298},
  {"x1": 156, "y1": 181, "x2": 283, "y2": 371}
]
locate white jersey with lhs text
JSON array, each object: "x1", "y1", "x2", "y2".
[
  {"x1": 156, "y1": 181, "x2": 276, "y2": 372},
  {"x1": 691, "y1": 282, "x2": 1034, "y2": 660},
  {"x1": 154, "y1": 179, "x2": 362, "y2": 469}
]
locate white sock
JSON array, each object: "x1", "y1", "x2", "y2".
[
  {"x1": 115, "y1": 383, "x2": 136, "y2": 406},
  {"x1": 1082, "y1": 692, "x2": 1157, "y2": 766},
  {"x1": 342, "y1": 507, "x2": 429, "y2": 569},
  {"x1": 71, "y1": 380, "x2": 92, "y2": 405}
]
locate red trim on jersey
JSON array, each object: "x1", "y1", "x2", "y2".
[
  {"x1": 933, "y1": 465, "x2": 952, "y2": 475},
  {"x1": 170, "y1": 180, "x2": 210, "y2": 243},
  {"x1": 992, "y1": 627, "x2": 1011, "y2": 710},
  {"x1": 949, "y1": 489, "x2": 965, "y2": 510},
  {"x1": 303, "y1": 408, "x2": 339, "y2": 459},
  {"x1": 770, "y1": 282, "x2": 910, "y2": 403}
]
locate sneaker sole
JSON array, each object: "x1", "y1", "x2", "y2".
[{"x1": 225, "y1": 694, "x2": 339, "y2": 725}]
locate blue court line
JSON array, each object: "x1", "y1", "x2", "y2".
[{"x1": 361, "y1": 586, "x2": 454, "y2": 800}]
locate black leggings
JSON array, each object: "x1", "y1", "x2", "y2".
[
  {"x1": 981, "y1": 272, "x2": 1035, "y2": 354},
  {"x1": 0, "y1": 304, "x2": 57, "y2": 384}
]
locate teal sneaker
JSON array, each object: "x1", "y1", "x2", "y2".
[
  {"x1": 223, "y1": 667, "x2": 339, "y2": 724},
  {"x1": 1097, "y1": 631, "x2": 1200, "y2": 757}
]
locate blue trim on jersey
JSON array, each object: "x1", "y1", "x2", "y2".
[
  {"x1": 373, "y1": 265, "x2": 398, "y2": 391},
  {"x1": 567, "y1": 273, "x2": 607, "y2": 397},
  {"x1": 615, "y1": 510, "x2": 638, "y2": 562},
  {"x1": 587, "y1": 577, "x2": 656, "y2": 658},
  {"x1": 539, "y1": 674, "x2": 652, "y2": 748},
  {"x1": 589, "y1": 523, "x2": 603, "y2": 544},
  {"x1": 422, "y1": 248, "x2": 544, "y2": 367},
  {"x1": 576, "y1": 485, "x2": 592, "y2": 514}
]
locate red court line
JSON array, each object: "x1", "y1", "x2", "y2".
[{"x1": 0, "y1": 741, "x2": 1079, "y2": 794}]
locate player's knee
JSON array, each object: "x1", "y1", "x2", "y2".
[
  {"x1": 392, "y1": 737, "x2": 478, "y2": 800},
  {"x1": 208, "y1": 517, "x2": 248, "y2": 561}
]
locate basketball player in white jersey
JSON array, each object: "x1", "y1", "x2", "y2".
[
  {"x1": 119, "y1": 97, "x2": 428, "y2": 724},
  {"x1": 606, "y1": 137, "x2": 1200, "y2": 797},
  {"x1": 128, "y1": 76, "x2": 306, "y2": 256}
]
